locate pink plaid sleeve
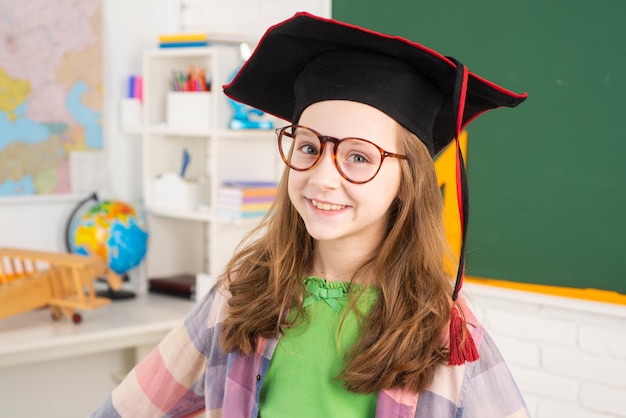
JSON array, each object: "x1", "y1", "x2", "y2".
[{"x1": 90, "y1": 287, "x2": 231, "y2": 417}]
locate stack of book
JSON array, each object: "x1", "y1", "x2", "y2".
[
  {"x1": 158, "y1": 32, "x2": 249, "y2": 49},
  {"x1": 158, "y1": 33, "x2": 209, "y2": 48},
  {"x1": 216, "y1": 181, "x2": 278, "y2": 220}
]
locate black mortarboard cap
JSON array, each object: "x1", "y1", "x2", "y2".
[{"x1": 224, "y1": 11, "x2": 528, "y2": 364}]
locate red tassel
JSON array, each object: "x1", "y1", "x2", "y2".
[{"x1": 448, "y1": 306, "x2": 479, "y2": 366}]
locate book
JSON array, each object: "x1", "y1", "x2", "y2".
[
  {"x1": 218, "y1": 181, "x2": 278, "y2": 199},
  {"x1": 220, "y1": 180, "x2": 279, "y2": 188},
  {"x1": 148, "y1": 273, "x2": 195, "y2": 299},
  {"x1": 218, "y1": 189, "x2": 277, "y2": 200},
  {"x1": 158, "y1": 32, "x2": 249, "y2": 47},
  {"x1": 216, "y1": 180, "x2": 276, "y2": 220},
  {"x1": 158, "y1": 33, "x2": 208, "y2": 43},
  {"x1": 217, "y1": 202, "x2": 274, "y2": 212},
  {"x1": 217, "y1": 195, "x2": 276, "y2": 205},
  {"x1": 159, "y1": 41, "x2": 209, "y2": 48}
]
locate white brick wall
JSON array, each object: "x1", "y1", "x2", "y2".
[{"x1": 466, "y1": 283, "x2": 626, "y2": 418}]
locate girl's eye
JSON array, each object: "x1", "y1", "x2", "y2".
[
  {"x1": 347, "y1": 153, "x2": 369, "y2": 164},
  {"x1": 299, "y1": 144, "x2": 319, "y2": 155}
]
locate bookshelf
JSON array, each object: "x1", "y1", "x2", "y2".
[{"x1": 140, "y1": 46, "x2": 282, "y2": 283}]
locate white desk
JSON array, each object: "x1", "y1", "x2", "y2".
[
  {"x1": 0, "y1": 293, "x2": 196, "y2": 417},
  {"x1": 0, "y1": 292, "x2": 195, "y2": 367}
]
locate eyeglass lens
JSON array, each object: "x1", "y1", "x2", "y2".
[{"x1": 278, "y1": 126, "x2": 383, "y2": 183}]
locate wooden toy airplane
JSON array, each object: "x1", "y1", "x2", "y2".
[{"x1": 0, "y1": 247, "x2": 122, "y2": 324}]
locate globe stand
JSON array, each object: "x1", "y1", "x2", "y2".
[
  {"x1": 96, "y1": 287, "x2": 136, "y2": 300},
  {"x1": 95, "y1": 274, "x2": 136, "y2": 300}
]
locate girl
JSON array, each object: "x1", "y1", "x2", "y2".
[{"x1": 92, "y1": 12, "x2": 528, "y2": 417}]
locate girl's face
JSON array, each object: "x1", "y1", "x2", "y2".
[{"x1": 287, "y1": 100, "x2": 402, "y2": 248}]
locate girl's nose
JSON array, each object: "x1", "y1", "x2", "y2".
[{"x1": 308, "y1": 145, "x2": 342, "y2": 188}]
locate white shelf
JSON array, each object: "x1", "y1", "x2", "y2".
[
  {"x1": 141, "y1": 45, "x2": 281, "y2": 280},
  {"x1": 146, "y1": 205, "x2": 213, "y2": 221},
  {"x1": 146, "y1": 204, "x2": 268, "y2": 226}
]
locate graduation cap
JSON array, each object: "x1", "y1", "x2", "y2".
[{"x1": 224, "y1": 12, "x2": 527, "y2": 365}]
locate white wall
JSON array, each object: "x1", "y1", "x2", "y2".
[
  {"x1": 179, "y1": 0, "x2": 331, "y2": 40},
  {"x1": 467, "y1": 284, "x2": 626, "y2": 418}
]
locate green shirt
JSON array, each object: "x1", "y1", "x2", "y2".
[{"x1": 259, "y1": 277, "x2": 379, "y2": 417}]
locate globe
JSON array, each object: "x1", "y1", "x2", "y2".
[{"x1": 69, "y1": 200, "x2": 149, "y2": 276}]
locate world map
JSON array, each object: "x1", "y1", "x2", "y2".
[{"x1": 0, "y1": 0, "x2": 102, "y2": 196}]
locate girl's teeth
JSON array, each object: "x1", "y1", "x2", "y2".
[{"x1": 312, "y1": 200, "x2": 345, "y2": 211}]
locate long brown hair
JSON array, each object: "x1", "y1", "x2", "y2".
[{"x1": 220, "y1": 123, "x2": 454, "y2": 393}]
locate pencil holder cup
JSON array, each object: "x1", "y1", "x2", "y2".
[{"x1": 166, "y1": 92, "x2": 211, "y2": 130}]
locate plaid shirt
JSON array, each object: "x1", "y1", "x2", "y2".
[{"x1": 91, "y1": 286, "x2": 529, "y2": 418}]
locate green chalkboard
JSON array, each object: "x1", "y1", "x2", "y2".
[{"x1": 333, "y1": 0, "x2": 626, "y2": 294}]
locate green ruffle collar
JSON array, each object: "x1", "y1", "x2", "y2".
[{"x1": 302, "y1": 276, "x2": 376, "y2": 313}]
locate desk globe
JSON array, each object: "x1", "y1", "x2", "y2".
[{"x1": 67, "y1": 194, "x2": 148, "y2": 299}]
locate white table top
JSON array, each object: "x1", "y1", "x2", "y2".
[{"x1": 0, "y1": 293, "x2": 196, "y2": 368}]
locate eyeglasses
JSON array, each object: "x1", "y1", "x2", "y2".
[{"x1": 276, "y1": 125, "x2": 408, "y2": 184}]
